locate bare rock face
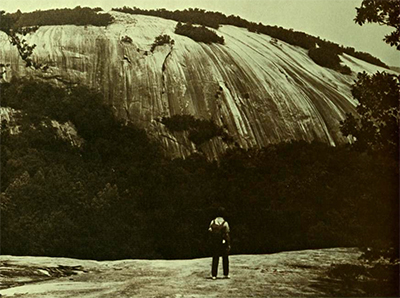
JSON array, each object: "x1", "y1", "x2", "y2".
[{"x1": 0, "y1": 12, "x2": 389, "y2": 158}]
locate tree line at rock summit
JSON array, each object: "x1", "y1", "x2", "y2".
[{"x1": 0, "y1": 6, "x2": 389, "y2": 69}]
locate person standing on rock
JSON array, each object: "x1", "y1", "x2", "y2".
[{"x1": 208, "y1": 207, "x2": 231, "y2": 280}]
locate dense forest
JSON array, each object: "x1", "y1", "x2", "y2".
[
  {"x1": 112, "y1": 6, "x2": 389, "y2": 68},
  {"x1": 1, "y1": 79, "x2": 398, "y2": 260}
]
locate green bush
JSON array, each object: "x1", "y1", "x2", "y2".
[
  {"x1": 161, "y1": 114, "x2": 197, "y2": 131},
  {"x1": 150, "y1": 34, "x2": 174, "y2": 52},
  {"x1": 308, "y1": 47, "x2": 352, "y2": 74},
  {"x1": 175, "y1": 22, "x2": 224, "y2": 44},
  {"x1": 308, "y1": 47, "x2": 341, "y2": 69},
  {"x1": 339, "y1": 65, "x2": 352, "y2": 75}
]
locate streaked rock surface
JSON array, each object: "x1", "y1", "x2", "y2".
[{"x1": 0, "y1": 12, "x2": 392, "y2": 158}]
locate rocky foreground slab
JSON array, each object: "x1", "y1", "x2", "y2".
[{"x1": 0, "y1": 248, "x2": 369, "y2": 297}]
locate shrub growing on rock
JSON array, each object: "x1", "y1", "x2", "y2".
[
  {"x1": 308, "y1": 47, "x2": 341, "y2": 70},
  {"x1": 308, "y1": 47, "x2": 352, "y2": 74},
  {"x1": 150, "y1": 34, "x2": 174, "y2": 52},
  {"x1": 339, "y1": 65, "x2": 352, "y2": 75},
  {"x1": 121, "y1": 35, "x2": 132, "y2": 43},
  {"x1": 175, "y1": 22, "x2": 224, "y2": 44}
]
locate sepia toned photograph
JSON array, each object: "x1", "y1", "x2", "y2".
[{"x1": 0, "y1": 0, "x2": 399, "y2": 297}]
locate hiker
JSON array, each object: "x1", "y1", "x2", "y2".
[{"x1": 208, "y1": 207, "x2": 231, "y2": 280}]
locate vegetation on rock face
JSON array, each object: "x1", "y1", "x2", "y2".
[
  {"x1": 121, "y1": 35, "x2": 133, "y2": 43},
  {"x1": 0, "y1": 6, "x2": 389, "y2": 70},
  {"x1": 112, "y1": 6, "x2": 388, "y2": 68},
  {"x1": 308, "y1": 47, "x2": 341, "y2": 69},
  {"x1": 0, "y1": 11, "x2": 44, "y2": 70},
  {"x1": 1, "y1": 79, "x2": 398, "y2": 261},
  {"x1": 150, "y1": 34, "x2": 174, "y2": 53},
  {"x1": 0, "y1": 8, "x2": 113, "y2": 70},
  {"x1": 308, "y1": 47, "x2": 352, "y2": 74},
  {"x1": 161, "y1": 114, "x2": 224, "y2": 145},
  {"x1": 175, "y1": 22, "x2": 224, "y2": 45}
]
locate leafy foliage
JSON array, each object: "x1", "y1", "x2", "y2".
[
  {"x1": 0, "y1": 11, "x2": 43, "y2": 70},
  {"x1": 340, "y1": 72, "x2": 399, "y2": 156},
  {"x1": 339, "y1": 65, "x2": 352, "y2": 75},
  {"x1": 332, "y1": 6, "x2": 400, "y2": 291},
  {"x1": 308, "y1": 47, "x2": 341, "y2": 69},
  {"x1": 1, "y1": 79, "x2": 161, "y2": 259},
  {"x1": 112, "y1": 6, "x2": 388, "y2": 68},
  {"x1": 341, "y1": 3, "x2": 400, "y2": 155},
  {"x1": 8, "y1": 33, "x2": 42, "y2": 69},
  {"x1": 308, "y1": 47, "x2": 352, "y2": 74},
  {"x1": 4, "y1": 7, "x2": 113, "y2": 28},
  {"x1": 175, "y1": 22, "x2": 224, "y2": 45},
  {"x1": 1, "y1": 80, "x2": 398, "y2": 260},
  {"x1": 0, "y1": 8, "x2": 112, "y2": 70},
  {"x1": 161, "y1": 114, "x2": 198, "y2": 132},
  {"x1": 327, "y1": 248, "x2": 399, "y2": 297},
  {"x1": 150, "y1": 34, "x2": 174, "y2": 52},
  {"x1": 355, "y1": 0, "x2": 400, "y2": 50}
]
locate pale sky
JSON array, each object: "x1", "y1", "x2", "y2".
[{"x1": 2, "y1": 0, "x2": 400, "y2": 67}]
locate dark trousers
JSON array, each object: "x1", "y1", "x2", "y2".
[{"x1": 212, "y1": 250, "x2": 229, "y2": 277}]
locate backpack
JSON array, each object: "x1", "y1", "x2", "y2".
[{"x1": 209, "y1": 219, "x2": 227, "y2": 245}]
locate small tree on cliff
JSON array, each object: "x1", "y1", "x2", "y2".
[{"x1": 0, "y1": 11, "x2": 43, "y2": 70}]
